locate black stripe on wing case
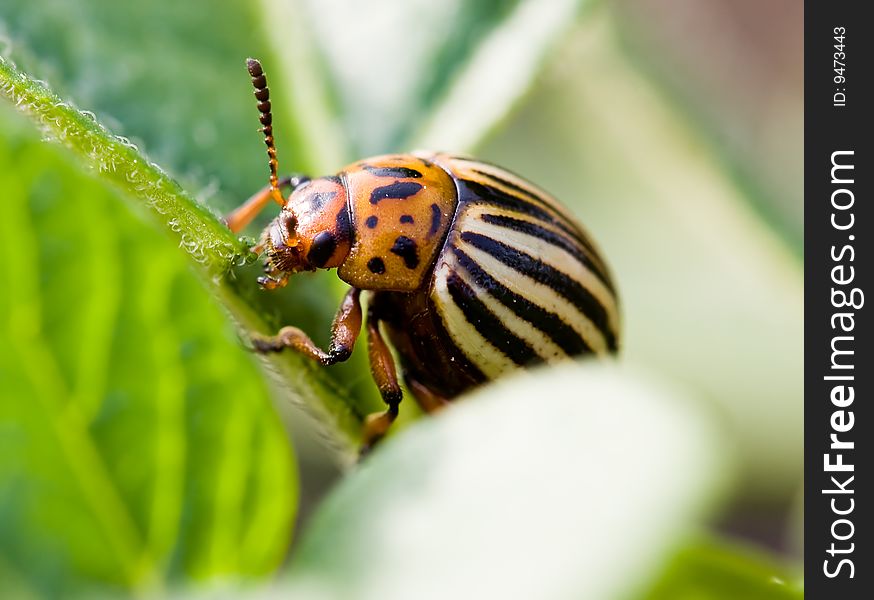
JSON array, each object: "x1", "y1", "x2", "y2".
[
  {"x1": 479, "y1": 212, "x2": 615, "y2": 293},
  {"x1": 467, "y1": 168, "x2": 608, "y2": 268},
  {"x1": 471, "y1": 167, "x2": 557, "y2": 210},
  {"x1": 461, "y1": 231, "x2": 617, "y2": 351},
  {"x1": 451, "y1": 246, "x2": 592, "y2": 356},
  {"x1": 445, "y1": 271, "x2": 539, "y2": 366},
  {"x1": 459, "y1": 178, "x2": 596, "y2": 255}
]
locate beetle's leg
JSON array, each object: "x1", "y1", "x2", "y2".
[
  {"x1": 223, "y1": 175, "x2": 310, "y2": 233},
  {"x1": 404, "y1": 374, "x2": 450, "y2": 414},
  {"x1": 360, "y1": 305, "x2": 403, "y2": 455},
  {"x1": 251, "y1": 287, "x2": 361, "y2": 364}
]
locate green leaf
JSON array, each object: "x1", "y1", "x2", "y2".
[
  {"x1": 283, "y1": 363, "x2": 731, "y2": 600},
  {"x1": 644, "y1": 538, "x2": 803, "y2": 600},
  {"x1": 266, "y1": 0, "x2": 589, "y2": 160},
  {"x1": 0, "y1": 106, "x2": 296, "y2": 595}
]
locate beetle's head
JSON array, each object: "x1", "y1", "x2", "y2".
[
  {"x1": 259, "y1": 177, "x2": 352, "y2": 285},
  {"x1": 243, "y1": 59, "x2": 353, "y2": 288}
]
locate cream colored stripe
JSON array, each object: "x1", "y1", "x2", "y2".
[
  {"x1": 431, "y1": 260, "x2": 515, "y2": 379},
  {"x1": 449, "y1": 254, "x2": 568, "y2": 363},
  {"x1": 455, "y1": 238, "x2": 609, "y2": 355},
  {"x1": 463, "y1": 209, "x2": 620, "y2": 338},
  {"x1": 467, "y1": 204, "x2": 612, "y2": 287}
]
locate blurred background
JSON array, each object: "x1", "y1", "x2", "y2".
[{"x1": 1, "y1": 0, "x2": 802, "y2": 597}]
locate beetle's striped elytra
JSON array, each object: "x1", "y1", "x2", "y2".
[{"x1": 227, "y1": 59, "x2": 620, "y2": 453}]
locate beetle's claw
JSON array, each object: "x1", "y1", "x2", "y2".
[
  {"x1": 257, "y1": 274, "x2": 289, "y2": 290},
  {"x1": 257, "y1": 275, "x2": 276, "y2": 289}
]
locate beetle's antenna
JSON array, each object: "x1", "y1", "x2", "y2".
[{"x1": 247, "y1": 58, "x2": 285, "y2": 206}]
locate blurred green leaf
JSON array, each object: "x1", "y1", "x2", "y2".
[
  {"x1": 266, "y1": 0, "x2": 588, "y2": 161},
  {"x1": 644, "y1": 538, "x2": 803, "y2": 600},
  {"x1": 283, "y1": 364, "x2": 731, "y2": 600},
  {"x1": 0, "y1": 106, "x2": 296, "y2": 595}
]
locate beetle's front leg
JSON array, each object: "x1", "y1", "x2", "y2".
[
  {"x1": 251, "y1": 287, "x2": 361, "y2": 364},
  {"x1": 359, "y1": 303, "x2": 403, "y2": 455}
]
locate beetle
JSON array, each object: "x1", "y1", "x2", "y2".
[{"x1": 227, "y1": 59, "x2": 621, "y2": 452}]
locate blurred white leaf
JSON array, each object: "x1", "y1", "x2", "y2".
[{"x1": 282, "y1": 363, "x2": 730, "y2": 600}]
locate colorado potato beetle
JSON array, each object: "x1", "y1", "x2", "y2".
[{"x1": 228, "y1": 59, "x2": 620, "y2": 452}]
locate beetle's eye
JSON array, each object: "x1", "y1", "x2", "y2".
[{"x1": 307, "y1": 231, "x2": 337, "y2": 267}]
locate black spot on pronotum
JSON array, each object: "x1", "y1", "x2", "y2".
[
  {"x1": 363, "y1": 165, "x2": 423, "y2": 179},
  {"x1": 390, "y1": 236, "x2": 420, "y2": 269},
  {"x1": 429, "y1": 203, "x2": 442, "y2": 237},
  {"x1": 365, "y1": 215, "x2": 379, "y2": 229},
  {"x1": 367, "y1": 257, "x2": 386, "y2": 274},
  {"x1": 400, "y1": 215, "x2": 414, "y2": 224},
  {"x1": 370, "y1": 181, "x2": 423, "y2": 204},
  {"x1": 307, "y1": 231, "x2": 337, "y2": 267}
]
